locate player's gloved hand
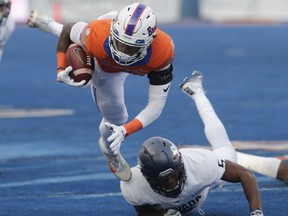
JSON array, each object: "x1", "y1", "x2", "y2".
[
  {"x1": 250, "y1": 209, "x2": 264, "y2": 216},
  {"x1": 164, "y1": 209, "x2": 182, "y2": 216},
  {"x1": 57, "y1": 66, "x2": 86, "y2": 87},
  {"x1": 105, "y1": 122, "x2": 127, "y2": 155},
  {"x1": 27, "y1": 10, "x2": 54, "y2": 32}
]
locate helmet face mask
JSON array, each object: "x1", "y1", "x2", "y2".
[
  {"x1": 146, "y1": 164, "x2": 185, "y2": 198},
  {"x1": 109, "y1": 3, "x2": 157, "y2": 66},
  {"x1": 0, "y1": 0, "x2": 10, "y2": 25},
  {"x1": 138, "y1": 137, "x2": 186, "y2": 198}
]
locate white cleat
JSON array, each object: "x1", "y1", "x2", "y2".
[
  {"x1": 27, "y1": 10, "x2": 54, "y2": 32},
  {"x1": 179, "y1": 71, "x2": 204, "y2": 98},
  {"x1": 105, "y1": 153, "x2": 132, "y2": 181}
]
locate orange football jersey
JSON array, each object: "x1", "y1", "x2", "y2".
[{"x1": 79, "y1": 19, "x2": 175, "y2": 76}]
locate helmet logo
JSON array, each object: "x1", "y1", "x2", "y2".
[
  {"x1": 147, "y1": 25, "x2": 156, "y2": 37},
  {"x1": 159, "y1": 168, "x2": 173, "y2": 177}
]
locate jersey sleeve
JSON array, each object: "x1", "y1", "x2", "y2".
[
  {"x1": 79, "y1": 19, "x2": 111, "y2": 58},
  {"x1": 70, "y1": 21, "x2": 88, "y2": 45},
  {"x1": 181, "y1": 149, "x2": 225, "y2": 186},
  {"x1": 149, "y1": 29, "x2": 175, "y2": 70}
]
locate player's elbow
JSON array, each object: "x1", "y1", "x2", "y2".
[
  {"x1": 60, "y1": 23, "x2": 75, "y2": 39},
  {"x1": 239, "y1": 168, "x2": 257, "y2": 185}
]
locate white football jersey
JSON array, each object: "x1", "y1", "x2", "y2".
[{"x1": 120, "y1": 148, "x2": 226, "y2": 214}]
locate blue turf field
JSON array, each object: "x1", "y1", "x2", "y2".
[{"x1": 0, "y1": 23, "x2": 288, "y2": 215}]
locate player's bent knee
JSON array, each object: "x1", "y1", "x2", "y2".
[{"x1": 99, "y1": 102, "x2": 128, "y2": 125}]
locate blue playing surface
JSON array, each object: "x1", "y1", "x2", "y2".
[{"x1": 0, "y1": 22, "x2": 287, "y2": 215}]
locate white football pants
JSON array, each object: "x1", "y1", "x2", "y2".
[
  {"x1": 193, "y1": 92, "x2": 237, "y2": 163},
  {"x1": 90, "y1": 61, "x2": 129, "y2": 155}
]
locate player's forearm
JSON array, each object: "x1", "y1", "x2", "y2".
[
  {"x1": 240, "y1": 171, "x2": 263, "y2": 211},
  {"x1": 124, "y1": 82, "x2": 170, "y2": 135},
  {"x1": 48, "y1": 20, "x2": 63, "y2": 37},
  {"x1": 56, "y1": 23, "x2": 74, "y2": 53}
]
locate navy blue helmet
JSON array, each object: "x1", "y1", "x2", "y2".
[{"x1": 138, "y1": 136, "x2": 186, "y2": 198}]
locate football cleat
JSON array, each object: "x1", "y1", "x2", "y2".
[
  {"x1": 105, "y1": 153, "x2": 132, "y2": 181},
  {"x1": 27, "y1": 10, "x2": 54, "y2": 32},
  {"x1": 250, "y1": 209, "x2": 264, "y2": 216},
  {"x1": 179, "y1": 71, "x2": 204, "y2": 98}
]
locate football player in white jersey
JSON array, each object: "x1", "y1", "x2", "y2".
[
  {"x1": 0, "y1": 0, "x2": 14, "y2": 63},
  {"x1": 118, "y1": 71, "x2": 264, "y2": 216}
]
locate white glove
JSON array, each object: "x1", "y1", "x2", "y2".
[
  {"x1": 105, "y1": 122, "x2": 127, "y2": 155},
  {"x1": 27, "y1": 10, "x2": 54, "y2": 32},
  {"x1": 164, "y1": 209, "x2": 181, "y2": 216},
  {"x1": 250, "y1": 209, "x2": 264, "y2": 216},
  {"x1": 57, "y1": 66, "x2": 86, "y2": 87}
]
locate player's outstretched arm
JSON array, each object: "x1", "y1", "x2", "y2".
[
  {"x1": 27, "y1": 10, "x2": 63, "y2": 36},
  {"x1": 222, "y1": 160, "x2": 264, "y2": 216}
]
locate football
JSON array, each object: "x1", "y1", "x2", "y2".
[{"x1": 66, "y1": 43, "x2": 94, "y2": 84}]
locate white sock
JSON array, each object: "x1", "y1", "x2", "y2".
[{"x1": 237, "y1": 152, "x2": 281, "y2": 178}]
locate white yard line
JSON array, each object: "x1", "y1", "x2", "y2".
[{"x1": 0, "y1": 107, "x2": 74, "y2": 118}]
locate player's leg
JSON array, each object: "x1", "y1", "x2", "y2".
[
  {"x1": 277, "y1": 160, "x2": 288, "y2": 184},
  {"x1": 27, "y1": 10, "x2": 63, "y2": 36},
  {"x1": 237, "y1": 151, "x2": 288, "y2": 183},
  {"x1": 180, "y1": 71, "x2": 236, "y2": 163},
  {"x1": 91, "y1": 64, "x2": 129, "y2": 127},
  {"x1": 91, "y1": 64, "x2": 131, "y2": 181}
]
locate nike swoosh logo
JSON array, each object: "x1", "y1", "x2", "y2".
[
  {"x1": 74, "y1": 48, "x2": 84, "y2": 64},
  {"x1": 163, "y1": 84, "x2": 171, "y2": 92}
]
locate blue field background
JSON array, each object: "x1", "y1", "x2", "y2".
[{"x1": 0, "y1": 23, "x2": 287, "y2": 215}]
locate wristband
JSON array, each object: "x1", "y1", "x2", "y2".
[
  {"x1": 57, "y1": 52, "x2": 67, "y2": 73},
  {"x1": 124, "y1": 119, "x2": 143, "y2": 135}
]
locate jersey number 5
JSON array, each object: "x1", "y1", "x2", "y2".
[{"x1": 218, "y1": 159, "x2": 225, "y2": 168}]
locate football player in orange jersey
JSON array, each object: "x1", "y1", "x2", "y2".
[{"x1": 27, "y1": 3, "x2": 175, "y2": 181}]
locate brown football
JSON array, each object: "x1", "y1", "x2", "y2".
[{"x1": 66, "y1": 43, "x2": 94, "y2": 84}]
